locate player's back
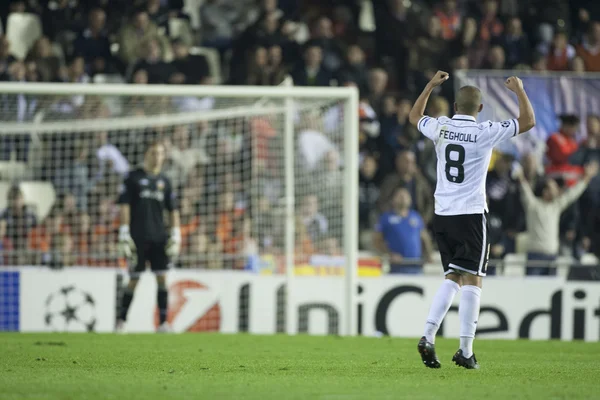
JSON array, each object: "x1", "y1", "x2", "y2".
[{"x1": 417, "y1": 114, "x2": 518, "y2": 216}]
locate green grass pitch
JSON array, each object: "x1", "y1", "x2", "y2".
[{"x1": 1, "y1": 333, "x2": 598, "y2": 400}]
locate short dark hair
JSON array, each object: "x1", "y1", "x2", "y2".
[
  {"x1": 7, "y1": 185, "x2": 22, "y2": 201},
  {"x1": 455, "y1": 86, "x2": 482, "y2": 115},
  {"x1": 144, "y1": 139, "x2": 165, "y2": 155}
]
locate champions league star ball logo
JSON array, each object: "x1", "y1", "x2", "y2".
[{"x1": 44, "y1": 286, "x2": 97, "y2": 332}]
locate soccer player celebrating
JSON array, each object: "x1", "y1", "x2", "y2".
[
  {"x1": 116, "y1": 140, "x2": 181, "y2": 333},
  {"x1": 408, "y1": 71, "x2": 535, "y2": 369}
]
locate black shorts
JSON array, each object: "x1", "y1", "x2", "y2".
[
  {"x1": 433, "y1": 213, "x2": 490, "y2": 276},
  {"x1": 130, "y1": 240, "x2": 170, "y2": 277}
]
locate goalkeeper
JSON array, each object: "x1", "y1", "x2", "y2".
[{"x1": 116, "y1": 140, "x2": 181, "y2": 333}]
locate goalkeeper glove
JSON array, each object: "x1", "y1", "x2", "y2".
[
  {"x1": 165, "y1": 227, "x2": 182, "y2": 258},
  {"x1": 118, "y1": 225, "x2": 137, "y2": 265}
]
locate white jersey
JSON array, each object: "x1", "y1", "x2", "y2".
[{"x1": 417, "y1": 114, "x2": 519, "y2": 216}]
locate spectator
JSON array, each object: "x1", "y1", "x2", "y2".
[
  {"x1": 179, "y1": 196, "x2": 201, "y2": 250},
  {"x1": 253, "y1": 195, "x2": 276, "y2": 252},
  {"x1": 145, "y1": 0, "x2": 169, "y2": 27},
  {"x1": 118, "y1": 9, "x2": 169, "y2": 66},
  {"x1": 469, "y1": 0, "x2": 504, "y2": 68},
  {"x1": 183, "y1": 231, "x2": 209, "y2": 268},
  {"x1": 91, "y1": 197, "x2": 118, "y2": 260},
  {"x1": 171, "y1": 39, "x2": 211, "y2": 85},
  {"x1": 338, "y1": 45, "x2": 368, "y2": 94},
  {"x1": 359, "y1": 155, "x2": 380, "y2": 247},
  {"x1": 28, "y1": 209, "x2": 64, "y2": 265},
  {"x1": 47, "y1": 232, "x2": 75, "y2": 269},
  {"x1": 367, "y1": 68, "x2": 388, "y2": 117},
  {"x1": 378, "y1": 150, "x2": 434, "y2": 225},
  {"x1": 321, "y1": 236, "x2": 342, "y2": 256},
  {"x1": 61, "y1": 193, "x2": 79, "y2": 228},
  {"x1": 576, "y1": 21, "x2": 600, "y2": 72},
  {"x1": 531, "y1": 51, "x2": 548, "y2": 72},
  {"x1": 516, "y1": 162, "x2": 599, "y2": 275},
  {"x1": 0, "y1": 36, "x2": 14, "y2": 81},
  {"x1": 245, "y1": 46, "x2": 270, "y2": 85},
  {"x1": 373, "y1": 187, "x2": 432, "y2": 274},
  {"x1": 486, "y1": 153, "x2": 519, "y2": 258},
  {"x1": 216, "y1": 191, "x2": 238, "y2": 248},
  {"x1": 164, "y1": 124, "x2": 209, "y2": 188},
  {"x1": 73, "y1": 8, "x2": 117, "y2": 76},
  {"x1": 73, "y1": 212, "x2": 91, "y2": 263},
  {"x1": 94, "y1": 130, "x2": 129, "y2": 179},
  {"x1": 132, "y1": 38, "x2": 183, "y2": 84},
  {"x1": 0, "y1": 186, "x2": 37, "y2": 265},
  {"x1": 532, "y1": 0, "x2": 571, "y2": 45},
  {"x1": 495, "y1": 17, "x2": 531, "y2": 68},
  {"x1": 54, "y1": 141, "x2": 93, "y2": 211},
  {"x1": 482, "y1": 45, "x2": 506, "y2": 69},
  {"x1": 26, "y1": 36, "x2": 62, "y2": 82},
  {"x1": 309, "y1": 16, "x2": 344, "y2": 72},
  {"x1": 538, "y1": 30, "x2": 576, "y2": 71},
  {"x1": 410, "y1": 16, "x2": 449, "y2": 87},
  {"x1": 358, "y1": 97, "x2": 380, "y2": 155},
  {"x1": 200, "y1": 0, "x2": 241, "y2": 51},
  {"x1": 41, "y1": 0, "x2": 84, "y2": 43},
  {"x1": 512, "y1": 152, "x2": 544, "y2": 236},
  {"x1": 301, "y1": 194, "x2": 328, "y2": 244},
  {"x1": 546, "y1": 114, "x2": 584, "y2": 186},
  {"x1": 265, "y1": 45, "x2": 288, "y2": 85},
  {"x1": 291, "y1": 43, "x2": 334, "y2": 86},
  {"x1": 434, "y1": 0, "x2": 464, "y2": 41}
]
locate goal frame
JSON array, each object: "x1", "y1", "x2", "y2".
[{"x1": 0, "y1": 82, "x2": 360, "y2": 336}]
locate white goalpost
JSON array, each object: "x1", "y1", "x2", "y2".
[{"x1": 0, "y1": 82, "x2": 359, "y2": 336}]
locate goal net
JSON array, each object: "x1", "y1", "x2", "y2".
[{"x1": 0, "y1": 83, "x2": 358, "y2": 335}]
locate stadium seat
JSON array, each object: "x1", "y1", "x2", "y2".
[
  {"x1": 556, "y1": 256, "x2": 574, "y2": 278},
  {"x1": 581, "y1": 253, "x2": 599, "y2": 265},
  {"x1": 190, "y1": 46, "x2": 221, "y2": 84},
  {"x1": 515, "y1": 232, "x2": 529, "y2": 254},
  {"x1": 6, "y1": 12, "x2": 42, "y2": 60},
  {"x1": 503, "y1": 253, "x2": 526, "y2": 276}
]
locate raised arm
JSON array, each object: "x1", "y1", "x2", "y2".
[
  {"x1": 556, "y1": 162, "x2": 599, "y2": 211},
  {"x1": 513, "y1": 164, "x2": 535, "y2": 206},
  {"x1": 409, "y1": 70, "x2": 449, "y2": 127},
  {"x1": 504, "y1": 76, "x2": 535, "y2": 133}
]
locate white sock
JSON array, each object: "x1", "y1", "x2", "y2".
[
  {"x1": 459, "y1": 285, "x2": 482, "y2": 358},
  {"x1": 423, "y1": 279, "x2": 461, "y2": 343}
]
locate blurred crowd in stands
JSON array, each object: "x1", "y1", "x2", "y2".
[{"x1": 0, "y1": 0, "x2": 600, "y2": 276}]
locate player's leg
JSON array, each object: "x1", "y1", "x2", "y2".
[
  {"x1": 117, "y1": 242, "x2": 146, "y2": 331},
  {"x1": 451, "y1": 213, "x2": 489, "y2": 369},
  {"x1": 423, "y1": 273, "x2": 462, "y2": 344},
  {"x1": 456, "y1": 273, "x2": 482, "y2": 364},
  {"x1": 423, "y1": 216, "x2": 462, "y2": 343},
  {"x1": 149, "y1": 241, "x2": 171, "y2": 332},
  {"x1": 418, "y1": 215, "x2": 462, "y2": 368}
]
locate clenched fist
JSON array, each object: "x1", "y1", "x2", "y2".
[
  {"x1": 505, "y1": 76, "x2": 524, "y2": 92},
  {"x1": 427, "y1": 70, "x2": 450, "y2": 88}
]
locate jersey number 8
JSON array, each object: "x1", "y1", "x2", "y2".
[{"x1": 445, "y1": 144, "x2": 465, "y2": 183}]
